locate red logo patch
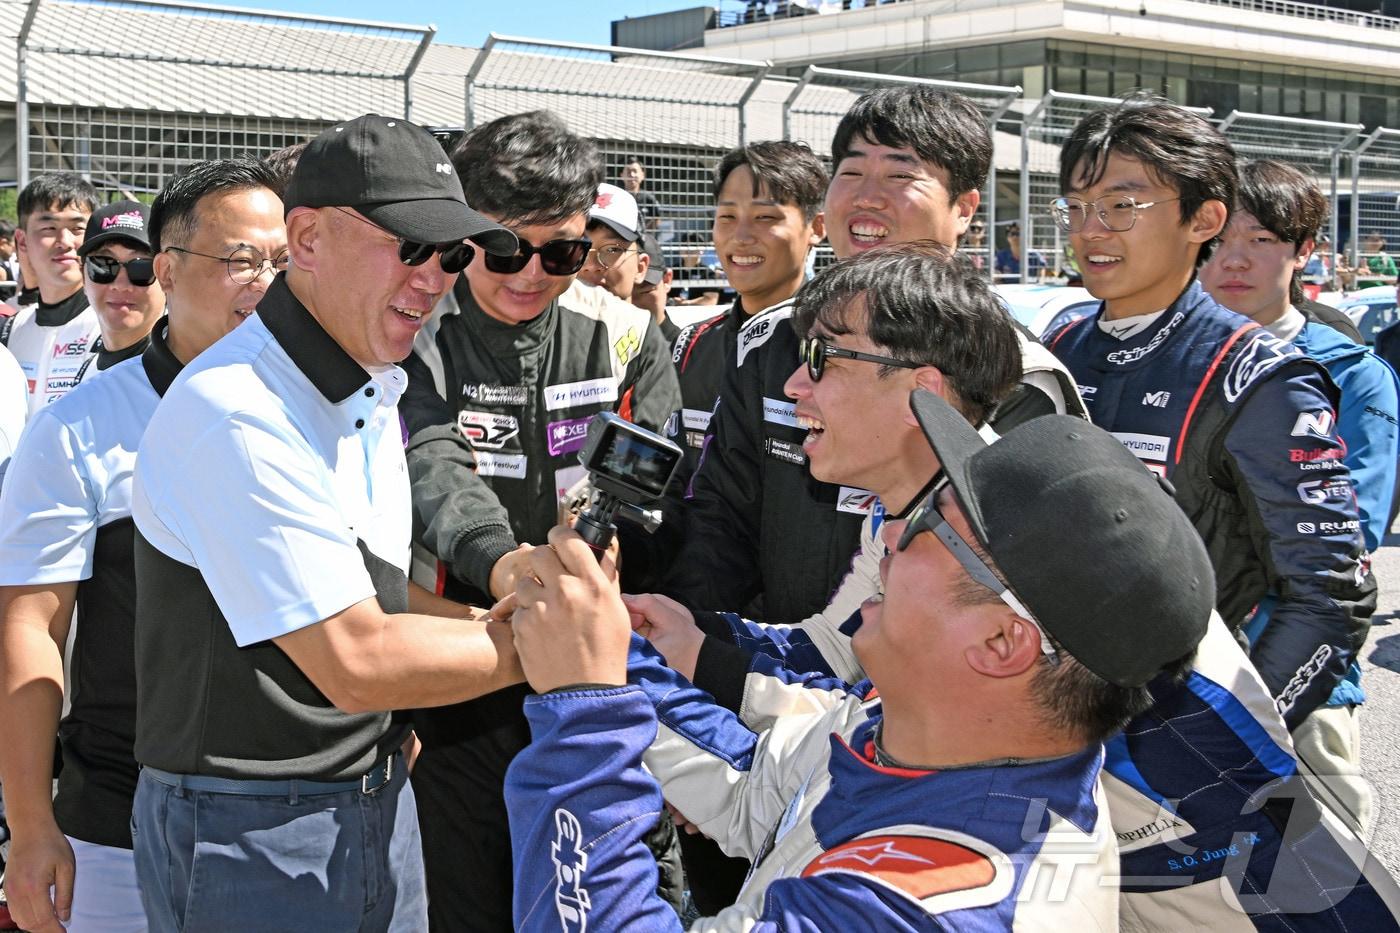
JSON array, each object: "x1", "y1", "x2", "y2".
[
  {"x1": 802, "y1": 835, "x2": 997, "y2": 900},
  {"x1": 595, "y1": 192, "x2": 613, "y2": 209}
]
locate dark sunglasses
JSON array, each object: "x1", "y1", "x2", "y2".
[
  {"x1": 332, "y1": 206, "x2": 476, "y2": 274},
  {"x1": 84, "y1": 254, "x2": 156, "y2": 287},
  {"x1": 483, "y1": 236, "x2": 591, "y2": 276},
  {"x1": 798, "y1": 335, "x2": 922, "y2": 382},
  {"x1": 898, "y1": 484, "x2": 1060, "y2": 666}
]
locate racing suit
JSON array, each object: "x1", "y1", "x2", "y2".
[
  {"x1": 0, "y1": 289, "x2": 96, "y2": 415},
  {"x1": 400, "y1": 276, "x2": 682, "y2": 932},
  {"x1": 679, "y1": 503, "x2": 1400, "y2": 928},
  {"x1": 667, "y1": 299, "x2": 746, "y2": 476},
  {"x1": 506, "y1": 637, "x2": 1120, "y2": 931},
  {"x1": 1047, "y1": 282, "x2": 1376, "y2": 731},
  {"x1": 661, "y1": 302, "x2": 1085, "y2": 623}
]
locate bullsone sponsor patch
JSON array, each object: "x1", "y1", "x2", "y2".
[{"x1": 544, "y1": 378, "x2": 617, "y2": 411}]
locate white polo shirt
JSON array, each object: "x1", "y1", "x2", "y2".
[
  {"x1": 0, "y1": 342, "x2": 26, "y2": 487},
  {"x1": 1, "y1": 289, "x2": 98, "y2": 415},
  {"x1": 130, "y1": 276, "x2": 411, "y2": 780}
]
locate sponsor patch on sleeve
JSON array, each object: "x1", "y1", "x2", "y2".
[
  {"x1": 457, "y1": 410, "x2": 520, "y2": 450},
  {"x1": 546, "y1": 417, "x2": 592, "y2": 457},
  {"x1": 544, "y1": 378, "x2": 618, "y2": 411},
  {"x1": 470, "y1": 452, "x2": 527, "y2": 479}
]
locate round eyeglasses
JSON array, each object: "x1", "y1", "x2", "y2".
[
  {"x1": 1049, "y1": 195, "x2": 1181, "y2": 234},
  {"x1": 164, "y1": 246, "x2": 290, "y2": 285}
]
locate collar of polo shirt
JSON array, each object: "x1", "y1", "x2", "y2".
[
  {"x1": 140, "y1": 317, "x2": 184, "y2": 398},
  {"x1": 258, "y1": 276, "x2": 376, "y2": 404}
]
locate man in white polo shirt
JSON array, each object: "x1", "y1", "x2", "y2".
[
  {"x1": 0, "y1": 158, "x2": 283, "y2": 933},
  {"x1": 129, "y1": 115, "x2": 524, "y2": 931}
]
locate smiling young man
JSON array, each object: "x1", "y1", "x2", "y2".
[
  {"x1": 661, "y1": 86, "x2": 1082, "y2": 625},
  {"x1": 1046, "y1": 95, "x2": 1376, "y2": 746},
  {"x1": 0, "y1": 159, "x2": 279, "y2": 933},
  {"x1": 1, "y1": 174, "x2": 98, "y2": 415},
  {"x1": 74, "y1": 201, "x2": 165, "y2": 381},
  {"x1": 497, "y1": 393, "x2": 1220, "y2": 931},
  {"x1": 398, "y1": 109, "x2": 681, "y2": 931},
  {"x1": 1200, "y1": 159, "x2": 1399, "y2": 836}
]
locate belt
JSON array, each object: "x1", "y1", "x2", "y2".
[{"x1": 143, "y1": 753, "x2": 396, "y2": 797}]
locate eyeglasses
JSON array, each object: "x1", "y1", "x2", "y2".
[
  {"x1": 1049, "y1": 195, "x2": 1181, "y2": 234},
  {"x1": 483, "y1": 236, "x2": 592, "y2": 276},
  {"x1": 798, "y1": 334, "x2": 922, "y2": 382},
  {"x1": 898, "y1": 485, "x2": 1060, "y2": 667},
  {"x1": 588, "y1": 243, "x2": 639, "y2": 270},
  {"x1": 331, "y1": 207, "x2": 476, "y2": 274},
  {"x1": 165, "y1": 246, "x2": 290, "y2": 285},
  {"x1": 84, "y1": 254, "x2": 156, "y2": 287}
]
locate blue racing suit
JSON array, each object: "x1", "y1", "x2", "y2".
[{"x1": 1048, "y1": 282, "x2": 1376, "y2": 730}]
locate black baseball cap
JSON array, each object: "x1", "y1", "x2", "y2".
[
  {"x1": 79, "y1": 200, "x2": 151, "y2": 257},
  {"x1": 640, "y1": 231, "x2": 665, "y2": 286},
  {"x1": 910, "y1": 390, "x2": 1212, "y2": 688},
  {"x1": 284, "y1": 114, "x2": 517, "y2": 256}
]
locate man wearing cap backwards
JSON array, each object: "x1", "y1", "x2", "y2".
[
  {"x1": 0, "y1": 160, "x2": 277, "y2": 933},
  {"x1": 126, "y1": 116, "x2": 525, "y2": 931},
  {"x1": 496, "y1": 389, "x2": 1212, "y2": 929},
  {"x1": 399, "y1": 110, "x2": 681, "y2": 931}
]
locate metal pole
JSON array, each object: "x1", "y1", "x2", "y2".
[
  {"x1": 464, "y1": 34, "x2": 499, "y2": 131},
  {"x1": 986, "y1": 89, "x2": 1019, "y2": 285},
  {"x1": 402, "y1": 25, "x2": 435, "y2": 121},
  {"x1": 16, "y1": 0, "x2": 41, "y2": 195},
  {"x1": 736, "y1": 62, "x2": 771, "y2": 147},
  {"x1": 1020, "y1": 93, "x2": 1053, "y2": 286},
  {"x1": 781, "y1": 65, "x2": 817, "y2": 142}
]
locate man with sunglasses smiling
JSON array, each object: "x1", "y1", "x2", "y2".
[
  {"x1": 73, "y1": 201, "x2": 165, "y2": 382},
  {"x1": 398, "y1": 109, "x2": 681, "y2": 930},
  {"x1": 125, "y1": 117, "x2": 527, "y2": 931},
  {"x1": 1045, "y1": 95, "x2": 1375, "y2": 749},
  {"x1": 0, "y1": 159, "x2": 277, "y2": 933},
  {"x1": 495, "y1": 392, "x2": 1220, "y2": 930}
]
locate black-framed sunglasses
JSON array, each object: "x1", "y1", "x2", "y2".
[
  {"x1": 899, "y1": 485, "x2": 1060, "y2": 666},
  {"x1": 332, "y1": 207, "x2": 475, "y2": 274},
  {"x1": 483, "y1": 236, "x2": 592, "y2": 276},
  {"x1": 798, "y1": 335, "x2": 922, "y2": 382},
  {"x1": 84, "y1": 254, "x2": 156, "y2": 287}
]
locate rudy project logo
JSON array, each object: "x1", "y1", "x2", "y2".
[
  {"x1": 1291, "y1": 410, "x2": 1336, "y2": 440},
  {"x1": 456, "y1": 410, "x2": 520, "y2": 451},
  {"x1": 547, "y1": 417, "x2": 591, "y2": 457},
  {"x1": 551, "y1": 809, "x2": 591, "y2": 933}
]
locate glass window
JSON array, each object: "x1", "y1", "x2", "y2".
[
  {"x1": 1085, "y1": 68, "x2": 1110, "y2": 97},
  {"x1": 1002, "y1": 40, "x2": 1044, "y2": 68},
  {"x1": 957, "y1": 46, "x2": 997, "y2": 73}
]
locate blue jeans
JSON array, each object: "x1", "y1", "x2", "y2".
[{"x1": 131, "y1": 761, "x2": 426, "y2": 932}]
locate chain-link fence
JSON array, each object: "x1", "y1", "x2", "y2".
[
  {"x1": 464, "y1": 34, "x2": 771, "y2": 294},
  {"x1": 1349, "y1": 130, "x2": 1400, "y2": 292},
  {"x1": 15, "y1": 0, "x2": 435, "y2": 191},
  {"x1": 1218, "y1": 111, "x2": 1361, "y2": 292}
]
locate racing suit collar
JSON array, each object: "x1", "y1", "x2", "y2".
[{"x1": 455, "y1": 274, "x2": 558, "y2": 354}]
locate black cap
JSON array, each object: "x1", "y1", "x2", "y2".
[
  {"x1": 79, "y1": 200, "x2": 151, "y2": 256},
  {"x1": 284, "y1": 114, "x2": 517, "y2": 257},
  {"x1": 910, "y1": 390, "x2": 1212, "y2": 688},
  {"x1": 640, "y1": 231, "x2": 665, "y2": 285}
]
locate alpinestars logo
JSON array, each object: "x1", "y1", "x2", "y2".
[
  {"x1": 1276, "y1": 644, "x2": 1334, "y2": 716},
  {"x1": 1224, "y1": 335, "x2": 1292, "y2": 403},
  {"x1": 551, "y1": 809, "x2": 591, "y2": 932},
  {"x1": 816, "y1": 841, "x2": 935, "y2": 869}
]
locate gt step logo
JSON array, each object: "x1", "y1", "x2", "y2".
[{"x1": 1296, "y1": 477, "x2": 1351, "y2": 506}]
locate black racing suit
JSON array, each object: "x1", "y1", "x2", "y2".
[
  {"x1": 659, "y1": 300, "x2": 1086, "y2": 624},
  {"x1": 1048, "y1": 281, "x2": 1376, "y2": 730},
  {"x1": 400, "y1": 277, "x2": 682, "y2": 932}
]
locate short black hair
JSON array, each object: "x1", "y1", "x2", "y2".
[
  {"x1": 18, "y1": 173, "x2": 98, "y2": 228},
  {"x1": 1236, "y1": 160, "x2": 1328, "y2": 305},
  {"x1": 149, "y1": 158, "x2": 279, "y2": 253},
  {"x1": 452, "y1": 111, "x2": 602, "y2": 228},
  {"x1": 623, "y1": 155, "x2": 645, "y2": 168},
  {"x1": 791, "y1": 241, "x2": 1021, "y2": 425},
  {"x1": 0, "y1": 220, "x2": 16, "y2": 240},
  {"x1": 261, "y1": 141, "x2": 308, "y2": 199},
  {"x1": 1030, "y1": 647, "x2": 1195, "y2": 745},
  {"x1": 713, "y1": 141, "x2": 828, "y2": 222},
  {"x1": 1060, "y1": 93, "x2": 1236, "y2": 265},
  {"x1": 831, "y1": 86, "x2": 992, "y2": 200}
]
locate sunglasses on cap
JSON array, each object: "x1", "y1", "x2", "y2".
[
  {"x1": 898, "y1": 482, "x2": 1060, "y2": 667},
  {"x1": 798, "y1": 334, "x2": 922, "y2": 383},
  {"x1": 483, "y1": 236, "x2": 592, "y2": 276},
  {"x1": 332, "y1": 207, "x2": 476, "y2": 275},
  {"x1": 84, "y1": 254, "x2": 156, "y2": 287}
]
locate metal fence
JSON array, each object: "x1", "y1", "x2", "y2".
[
  {"x1": 15, "y1": 0, "x2": 435, "y2": 191},
  {"x1": 1349, "y1": 130, "x2": 1400, "y2": 292}
]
